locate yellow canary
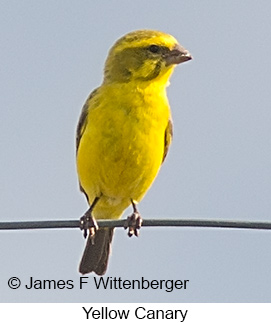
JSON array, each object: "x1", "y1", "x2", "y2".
[{"x1": 76, "y1": 30, "x2": 191, "y2": 275}]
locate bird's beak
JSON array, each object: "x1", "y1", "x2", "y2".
[{"x1": 164, "y1": 43, "x2": 192, "y2": 66}]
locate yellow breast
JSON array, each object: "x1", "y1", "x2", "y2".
[{"x1": 76, "y1": 82, "x2": 170, "y2": 218}]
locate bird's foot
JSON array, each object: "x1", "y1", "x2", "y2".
[
  {"x1": 124, "y1": 211, "x2": 143, "y2": 237},
  {"x1": 80, "y1": 209, "x2": 99, "y2": 240}
]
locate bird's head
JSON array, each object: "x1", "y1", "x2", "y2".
[{"x1": 103, "y1": 30, "x2": 192, "y2": 85}]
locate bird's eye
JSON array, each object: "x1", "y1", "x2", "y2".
[{"x1": 148, "y1": 45, "x2": 160, "y2": 53}]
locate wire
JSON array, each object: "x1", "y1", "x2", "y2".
[{"x1": 0, "y1": 219, "x2": 271, "y2": 231}]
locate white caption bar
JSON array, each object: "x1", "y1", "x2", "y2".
[{"x1": 0, "y1": 303, "x2": 270, "y2": 323}]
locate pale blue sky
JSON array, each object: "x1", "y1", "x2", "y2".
[{"x1": 0, "y1": 0, "x2": 271, "y2": 302}]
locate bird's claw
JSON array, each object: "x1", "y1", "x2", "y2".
[
  {"x1": 80, "y1": 213, "x2": 98, "y2": 239},
  {"x1": 124, "y1": 212, "x2": 143, "y2": 237}
]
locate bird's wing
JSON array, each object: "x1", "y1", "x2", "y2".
[
  {"x1": 162, "y1": 119, "x2": 173, "y2": 163},
  {"x1": 76, "y1": 89, "x2": 98, "y2": 154}
]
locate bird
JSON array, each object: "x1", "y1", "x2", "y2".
[{"x1": 76, "y1": 29, "x2": 191, "y2": 275}]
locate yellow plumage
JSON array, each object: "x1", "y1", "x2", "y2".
[{"x1": 76, "y1": 30, "x2": 191, "y2": 275}]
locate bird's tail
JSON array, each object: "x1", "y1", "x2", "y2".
[{"x1": 79, "y1": 228, "x2": 114, "y2": 275}]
